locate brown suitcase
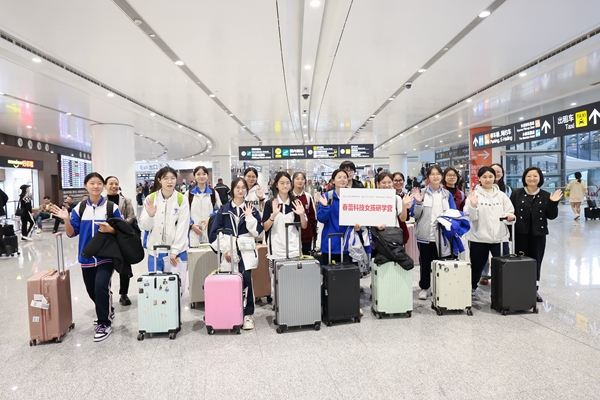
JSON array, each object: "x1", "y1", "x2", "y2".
[
  {"x1": 27, "y1": 233, "x2": 74, "y2": 346},
  {"x1": 252, "y1": 244, "x2": 272, "y2": 303}
]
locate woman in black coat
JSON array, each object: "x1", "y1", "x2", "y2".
[
  {"x1": 19, "y1": 185, "x2": 35, "y2": 240},
  {"x1": 510, "y1": 167, "x2": 562, "y2": 302}
]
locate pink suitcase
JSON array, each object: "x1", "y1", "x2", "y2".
[
  {"x1": 204, "y1": 229, "x2": 244, "y2": 335},
  {"x1": 405, "y1": 223, "x2": 420, "y2": 265},
  {"x1": 27, "y1": 233, "x2": 74, "y2": 346}
]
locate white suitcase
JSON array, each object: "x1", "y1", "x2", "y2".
[
  {"x1": 188, "y1": 244, "x2": 218, "y2": 307},
  {"x1": 430, "y1": 259, "x2": 473, "y2": 316}
]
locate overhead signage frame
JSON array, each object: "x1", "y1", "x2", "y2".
[{"x1": 239, "y1": 144, "x2": 374, "y2": 161}]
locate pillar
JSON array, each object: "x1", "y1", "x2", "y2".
[
  {"x1": 211, "y1": 154, "x2": 231, "y2": 186},
  {"x1": 91, "y1": 124, "x2": 136, "y2": 204},
  {"x1": 389, "y1": 154, "x2": 408, "y2": 174}
]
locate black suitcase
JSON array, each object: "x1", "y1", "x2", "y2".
[
  {"x1": 4, "y1": 235, "x2": 19, "y2": 256},
  {"x1": 321, "y1": 233, "x2": 361, "y2": 326},
  {"x1": 490, "y1": 219, "x2": 538, "y2": 315},
  {"x1": 584, "y1": 206, "x2": 600, "y2": 220},
  {"x1": 0, "y1": 224, "x2": 15, "y2": 237}
]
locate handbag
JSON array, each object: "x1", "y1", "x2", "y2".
[{"x1": 15, "y1": 206, "x2": 23, "y2": 217}]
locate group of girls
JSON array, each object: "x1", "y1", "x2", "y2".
[{"x1": 413, "y1": 164, "x2": 561, "y2": 303}]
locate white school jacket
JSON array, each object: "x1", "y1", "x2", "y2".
[
  {"x1": 139, "y1": 191, "x2": 190, "y2": 257},
  {"x1": 463, "y1": 184, "x2": 514, "y2": 244}
]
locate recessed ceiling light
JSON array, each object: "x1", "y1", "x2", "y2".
[
  {"x1": 443, "y1": 47, "x2": 449, "y2": 51},
  {"x1": 150, "y1": 112, "x2": 156, "y2": 116},
  {"x1": 519, "y1": 117, "x2": 524, "y2": 120},
  {"x1": 425, "y1": 145, "x2": 429, "y2": 147},
  {"x1": 107, "y1": 92, "x2": 114, "y2": 97},
  {"x1": 571, "y1": 102, "x2": 577, "y2": 106},
  {"x1": 440, "y1": 140, "x2": 443, "y2": 143},
  {"x1": 371, "y1": 115, "x2": 376, "y2": 118},
  {"x1": 174, "y1": 60, "x2": 184, "y2": 66},
  {"x1": 458, "y1": 135, "x2": 462, "y2": 137},
  {"x1": 66, "y1": 112, "x2": 72, "y2": 116},
  {"x1": 32, "y1": 57, "x2": 42, "y2": 63},
  {"x1": 435, "y1": 115, "x2": 440, "y2": 118},
  {"x1": 479, "y1": 10, "x2": 491, "y2": 18},
  {"x1": 0, "y1": 142, "x2": 3, "y2": 145},
  {"x1": 242, "y1": 125, "x2": 247, "y2": 128},
  {"x1": 519, "y1": 72, "x2": 527, "y2": 77},
  {"x1": 418, "y1": 69, "x2": 427, "y2": 73},
  {"x1": 310, "y1": 0, "x2": 321, "y2": 6},
  {"x1": 466, "y1": 98, "x2": 472, "y2": 103},
  {"x1": 304, "y1": 65, "x2": 311, "y2": 69},
  {"x1": 459, "y1": 122, "x2": 463, "y2": 125},
  {"x1": 229, "y1": 113, "x2": 234, "y2": 116},
  {"x1": 303, "y1": 125, "x2": 307, "y2": 128},
  {"x1": 209, "y1": 94, "x2": 216, "y2": 98},
  {"x1": 50, "y1": 150, "x2": 53, "y2": 153},
  {"x1": 149, "y1": 33, "x2": 156, "y2": 38},
  {"x1": 178, "y1": 125, "x2": 182, "y2": 128},
  {"x1": 26, "y1": 125, "x2": 31, "y2": 129},
  {"x1": 414, "y1": 126, "x2": 418, "y2": 129},
  {"x1": 0, "y1": 92, "x2": 4, "y2": 95},
  {"x1": 388, "y1": 98, "x2": 394, "y2": 101},
  {"x1": 413, "y1": 148, "x2": 416, "y2": 151}
]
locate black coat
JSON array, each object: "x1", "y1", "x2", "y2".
[
  {"x1": 0, "y1": 188, "x2": 8, "y2": 216},
  {"x1": 81, "y1": 218, "x2": 144, "y2": 275},
  {"x1": 510, "y1": 188, "x2": 559, "y2": 236}
]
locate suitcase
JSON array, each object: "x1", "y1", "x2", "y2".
[
  {"x1": 252, "y1": 244, "x2": 272, "y2": 303},
  {"x1": 491, "y1": 219, "x2": 538, "y2": 315},
  {"x1": 273, "y1": 223, "x2": 321, "y2": 333},
  {"x1": 188, "y1": 244, "x2": 218, "y2": 307},
  {"x1": 136, "y1": 245, "x2": 182, "y2": 340},
  {"x1": 430, "y1": 225, "x2": 472, "y2": 316},
  {"x1": 584, "y1": 206, "x2": 600, "y2": 220},
  {"x1": 371, "y1": 261, "x2": 413, "y2": 318},
  {"x1": 405, "y1": 223, "x2": 419, "y2": 265},
  {"x1": 321, "y1": 233, "x2": 361, "y2": 326},
  {"x1": 27, "y1": 233, "x2": 74, "y2": 346},
  {"x1": 203, "y1": 229, "x2": 244, "y2": 335},
  {"x1": 4, "y1": 234, "x2": 19, "y2": 256}
]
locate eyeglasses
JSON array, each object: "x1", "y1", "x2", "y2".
[{"x1": 161, "y1": 177, "x2": 177, "y2": 182}]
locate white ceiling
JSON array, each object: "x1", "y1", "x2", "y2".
[{"x1": 0, "y1": 0, "x2": 599, "y2": 167}]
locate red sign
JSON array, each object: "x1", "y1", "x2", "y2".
[{"x1": 469, "y1": 127, "x2": 491, "y2": 190}]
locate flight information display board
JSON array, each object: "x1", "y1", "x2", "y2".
[
  {"x1": 60, "y1": 155, "x2": 93, "y2": 189},
  {"x1": 239, "y1": 144, "x2": 373, "y2": 160}
]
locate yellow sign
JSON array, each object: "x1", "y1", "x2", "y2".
[
  {"x1": 575, "y1": 111, "x2": 588, "y2": 128},
  {"x1": 8, "y1": 159, "x2": 35, "y2": 168}
]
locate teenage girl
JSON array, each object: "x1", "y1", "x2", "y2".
[
  {"x1": 105, "y1": 176, "x2": 136, "y2": 306},
  {"x1": 139, "y1": 167, "x2": 190, "y2": 272},
  {"x1": 291, "y1": 172, "x2": 317, "y2": 255},
  {"x1": 189, "y1": 166, "x2": 221, "y2": 247},
  {"x1": 412, "y1": 165, "x2": 457, "y2": 300},
  {"x1": 51, "y1": 172, "x2": 123, "y2": 342},
  {"x1": 208, "y1": 177, "x2": 264, "y2": 330}
]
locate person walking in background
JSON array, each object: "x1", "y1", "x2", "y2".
[
  {"x1": 105, "y1": 176, "x2": 136, "y2": 306},
  {"x1": 364, "y1": 177, "x2": 375, "y2": 189},
  {"x1": 142, "y1": 181, "x2": 150, "y2": 199},
  {"x1": 566, "y1": 172, "x2": 587, "y2": 220},
  {"x1": 214, "y1": 178, "x2": 230, "y2": 205},
  {"x1": 136, "y1": 183, "x2": 143, "y2": 206},
  {"x1": 510, "y1": 167, "x2": 562, "y2": 302},
  {"x1": 18, "y1": 185, "x2": 35, "y2": 241}
]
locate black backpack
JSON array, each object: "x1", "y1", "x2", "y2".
[{"x1": 79, "y1": 200, "x2": 114, "y2": 220}]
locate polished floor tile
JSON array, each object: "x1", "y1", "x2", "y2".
[{"x1": 1, "y1": 204, "x2": 599, "y2": 399}]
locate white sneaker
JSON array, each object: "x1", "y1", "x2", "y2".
[
  {"x1": 242, "y1": 316, "x2": 254, "y2": 330},
  {"x1": 36, "y1": 229, "x2": 42, "y2": 235},
  {"x1": 418, "y1": 289, "x2": 428, "y2": 300}
]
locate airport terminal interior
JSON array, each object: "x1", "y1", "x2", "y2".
[{"x1": 1, "y1": 1, "x2": 600, "y2": 398}]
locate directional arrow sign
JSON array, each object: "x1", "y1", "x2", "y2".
[
  {"x1": 476, "y1": 150, "x2": 490, "y2": 159},
  {"x1": 472, "y1": 137, "x2": 478, "y2": 147},
  {"x1": 590, "y1": 109, "x2": 600, "y2": 125},
  {"x1": 541, "y1": 120, "x2": 551, "y2": 134},
  {"x1": 590, "y1": 321, "x2": 599, "y2": 337},
  {"x1": 543, "y1": 300, "x2": 552, "y2": 313}
]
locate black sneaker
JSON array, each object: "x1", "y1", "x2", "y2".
[{"x1": 120, "y1": 295, "x2": 131, "y2": 306}]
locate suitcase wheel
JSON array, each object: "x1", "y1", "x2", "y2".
[
  {"x1": 69, "y1": 323, "x2": 75, "y2": 330},
  {"x1": 207, "y1": 327, "x2": 215, "y2": 335},
  {"x1": 406, "y1": 311, "x2": 412, "y2": 318},
  {"x1": 55, "y1": 336, "x2": 61, "y2": 343},
  {"x1": 273, "y1": 319, "x2": 277, "y2": 325},
  {"x1": 137, "y1": 333, "x2": 145, "y2": 341},
  {"x1": 501, "y1": 310, "x2": 507, "y2": 316},
  {"x1": 276, "y1": 327, "x2": 283, "y2": 334},
  {"x1": 436, "y1": 309, "x2": 443, "y2": 316},
  {"x1": 466, "y1": 309, "x2": 473, "y2": 316},
  {"x1": 29, "y1": 340, "x2": 36, "y2": 346},
  {"x1": 326, "y1": 321, "x2": 332, "y2": 327},
  {"x1": 354, "y1": 317, "x2": 361, "y2": 323},
  {"x1": 235, "y1": 326, "x2": 241, "y2": 335},
  {"x1": 314, "y1": 323, "x2": 320, "y2": 331},
  {"x1": 375, "y1": 312, "x2": 382, "y2": 319},
  {"x1": 190, "y1": 303, "x2": 196, "y2": 309},
  {"x1": 169, "y1": 332, "x2": 176, "y2": 340},
  {"x1": 267, "y1": 296, "x2": 273, "y2": 304},
  {"x1": 533, "y1": 306, "x2": 539, "y2": 314}
]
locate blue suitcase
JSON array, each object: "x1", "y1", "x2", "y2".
[{"x1": 137, "y1": 245, "x2": 181, "y2": 340}]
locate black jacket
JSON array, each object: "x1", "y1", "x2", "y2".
[
  {"x1": 214, "y1": 183, "x2": 230, "y2": 205},
  {"x1": 0, "y1": 189, "x2": 8, "y2": 216},
  {"x1": 510, "y1": 188, "x2": 559, "y2": 236},
  {"x1": 81, "y1": 218, "x2": 144, "y2": 275}
]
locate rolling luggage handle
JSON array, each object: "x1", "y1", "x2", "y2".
[
  {"x1": 327, "y1": 233, "x2": 344, "y2": 265},
  {"x1": 152, "y1": 245, "x2": 171, "y2": 274},
  {"x1": 54, "y1": 232, "x2": 66, "y2": 275},
  {"x1": 499, "y1": 217, "x2": 516, "y2": 257},
  {"x1": 436, "y1": 223, "x2": 456, "y2": 261},
  {"x1": 216, "y1": 228, "x2": 238, "y2": 273},
  {"x1": 284, "y1": 222, "x2": 302, "y2": 259}
]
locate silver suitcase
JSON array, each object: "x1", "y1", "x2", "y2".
[
  {"x1": 430, "y1": 224, "x2": 473, "y2": 316},
  {"x1": 187, "y1": 244, "x2": 218, "y2": 307},
  {"x1": 273, "y1": 223, "x2": 321, "y2": 333}
]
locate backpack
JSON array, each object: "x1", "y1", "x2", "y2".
[
  {"x1": 79, "y1": 200, "x2": 114, "y2": 220},
  {"x1": 150, "y1": 191, "x2": 184, "y2": 207},
  {"x1": 187, "y1": 187, "x2": 216, "y2": 209}
]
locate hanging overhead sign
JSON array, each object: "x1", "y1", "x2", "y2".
[
  {"x1": 239, "y1": 144, "x2": 374, "y2": 160},
  {"x1": 472, "y1": 100, "x2": 600, "y2": 150}
]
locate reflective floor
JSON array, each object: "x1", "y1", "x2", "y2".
[{"x1": 1, "y1": 205, "x2": 599, "y2": 399}]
